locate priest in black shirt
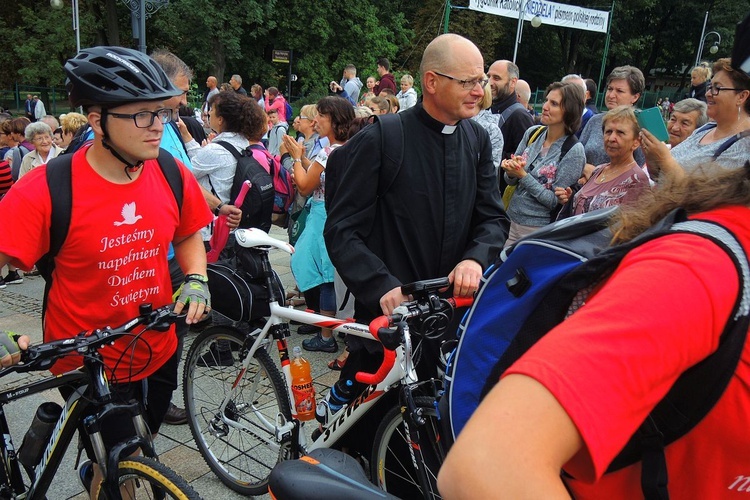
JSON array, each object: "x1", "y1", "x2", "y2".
[{"x1": 324, "y1": 33, "x2": 507, "y2": 395}]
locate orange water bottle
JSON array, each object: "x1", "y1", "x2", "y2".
[{"x1": 290, "y1": 346, "x2": 316, "y2": 421}]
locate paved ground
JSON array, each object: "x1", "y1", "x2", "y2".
[{"x1": 0, "y1": 226, "x2": 342, "y2": 499}]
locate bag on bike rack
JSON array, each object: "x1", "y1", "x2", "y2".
[
  {"x1": 207, "y1": 258, "x2": 284, "y2": 322},
  {"x1": 444, "y1": 206, "x2": 749, "y2": 498}
]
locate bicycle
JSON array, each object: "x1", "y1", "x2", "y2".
[
  {"x1": 183, "y1": 227, "x2": 471, "y2": 499},
  {"x1": 0, "y1": 303, "x2": 201, "y2": 500}
]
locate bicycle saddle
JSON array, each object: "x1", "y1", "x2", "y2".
[
  {"x1": 234, "y1": 228, "x2": 294, "y2": 254},
  {"x1": 268, "y1": 448, "x2": 398, "y2": 500}
]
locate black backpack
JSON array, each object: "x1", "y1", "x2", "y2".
[
  {"x1": 213, "y1": 141, "x2": 274, "y2": 233},
  {"x1": 36, "y1": 148, "x2": 183, "y2": 316}
]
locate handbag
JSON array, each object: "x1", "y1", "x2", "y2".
[
  {"x1": 289, "y1": 200, "x2": 311, "y2": 247},
  {"x1": 207, "y1": 257, "x2": 284, "y2": 322}
]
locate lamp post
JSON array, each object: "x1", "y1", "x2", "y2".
[
  {"x1": 512, "y1": 1, "x2": 542, "y2": 64},
  {"x1": 50, "y1": 0, "x2": 80, "y2": 54},
  {"x1": 695, "y1": 30, "x2": 722, "y2": 67},
  {"x1": 120, "y1": 0, "x2": 170, "y2": 54}
]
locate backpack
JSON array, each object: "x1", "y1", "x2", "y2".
[
  {"x1": 444, "y1": 207, "x2": 750, "y2": 499},
  {"x1": 324, "y1": 113, "x2": 480, "y2": 213},
  {"x1": 248, "y1": 143, "x2": 295, "y2": 218},
  {"x1": 214, "y1": 141, "x2": 274, "y2": 233},
  {"x1": 284, "y1": 100, "x2": 294, "y2": 124},
  {"x1": 37, "y1": 148, "x2": 183, "y2": 315}
]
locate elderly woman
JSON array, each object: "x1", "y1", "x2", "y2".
[
  {"x1": 396, "y1": 74, "x2": 418, "y2": 112},
  {"x1": 502, "y1": 82, "x2": 586, "y2": 246},
  {"x1": 471, "y1": 77, "x2": 504, "y2": 172},
  {"x1": 555, "y1": 106, "x2": 650, "y2": 218},
  {"x1": 283, "y1": 96, "x2": 355, "y2": 354},
  {"x1": 59, "y1": 112, "x2": 88, "y2": 151},
  {"x1": 642, "y1": 58, "x2": 750, "y2": 180},
  {"x1": 687, "y1": 64, "x2": 711, "y2": 102},
  {"x1": 580, "y1": 65, "x2": 646, "y2": 170},
  {"x1": 18, "y1": 122, "x2": 62, "y2": 178}
]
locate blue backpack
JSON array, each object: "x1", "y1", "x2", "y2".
[{"x1": 445, "y1": 207, "x2": 750, "y2": 499}]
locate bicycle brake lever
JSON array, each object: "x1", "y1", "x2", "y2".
[{"x1": 378, "y1": 325, "x2": 402, "y2": 351}]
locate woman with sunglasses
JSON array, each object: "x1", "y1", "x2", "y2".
[{"x1": 643, "y1": 58, "x2": 750, "y2": 179}]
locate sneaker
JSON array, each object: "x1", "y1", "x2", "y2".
[
  {"x1": 296, "y1": 324, "x2": 321, "y2": 335},
  {"x1": 78, "y1": 459, "x2": 93, "y2": 493},
  {"x1": 196, "y1": 341, "x2": 234, "y2": 367},
  {"x1": 302, "y1": 333, "x2": 338, "y2": 353},
  {"x1": 3, "y1": 271, "x2": 22, "y2": 285},
  {"x1": 0, "y1": 277, "x2": 5, "y2": 290},
  {"x1": 163, "y1": 402, "x2": 188, "y2": 425}
]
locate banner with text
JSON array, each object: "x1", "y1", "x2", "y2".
[{"x1": 468, "y1": 0, "x2": 609, "y2": 34}]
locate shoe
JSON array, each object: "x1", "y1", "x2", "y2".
[
  {"x1": 78, "y1": 459, "x2": 93, "y2": 493},
  {"x1": 3, "y1": 271, "x2": 22, "y2": 285},
  {"x1": 25, "y1": 267, "x2": 40, "y2": 277},
  {"x1": 296, "y1": 324, "x2": 321, "y2": 335},
  {"x1": 328, "y1": 357, "x2": 347, "y2": 371},
  {"x1": 0, "y1": 277, "x2": 5, "y2": 290},
  {"x1": 163, "y1": 403, "x2": 188, "y2": 425},
  {"x1": 196, "y1": 341, "x2": 234, "y2": 367},
  {"x1": 302, "y1": 333, "x2": 338, "y2": 353}
]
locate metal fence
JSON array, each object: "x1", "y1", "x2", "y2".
[
  {"x1": 1, "y1": 85, "x2": 74, "y2": 116},
  {"x1": 530, "y1": 89, "x2": 685, "y2": 114}
]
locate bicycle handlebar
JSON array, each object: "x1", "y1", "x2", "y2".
[
  {"x1": 354, "y1": 295, "x2": 473, "y2": 385},
  {"x1": 3, "y1": 303, "x2": 181, "y2": 376}
]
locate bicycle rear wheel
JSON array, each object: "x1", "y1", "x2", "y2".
[
  {"x1": 371, "y1": 397, "x2": 445, "y2": 500},
  {"x1": 183, "y1": 326, "x2": 292, "y2": 496},
  {"x1": 94, "y1": 456, "x2": 200, "y2": 499}
]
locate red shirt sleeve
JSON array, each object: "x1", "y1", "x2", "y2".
[{"x1": 505, "y1": 233, "x2": 738, "y2": 481}]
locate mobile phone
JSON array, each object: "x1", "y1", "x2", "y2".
[{"x1": 635, "y1": 107, "x2": 669, "y2": 143}]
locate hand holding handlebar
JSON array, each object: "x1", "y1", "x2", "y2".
[
  {"x1": 355, "y1": 295, "x2": 474, "y2": 386},
  {"x1": 0, "y1": 332, "x2": 29, "y2": 368}
]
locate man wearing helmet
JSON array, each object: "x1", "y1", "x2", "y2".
[{"x1": 0, "y1": 46, "x2": 212, "y2": 495}]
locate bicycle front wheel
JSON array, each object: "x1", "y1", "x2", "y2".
[
  {"x1": 183, "y1": 326, "x2": 292, "y2": 496},
  {"x1": 371, "y1": 397, "x2": 445, "y2": 500},
  {"x1": 94, "y1": 456, "x2": 201, "y2": 499}
]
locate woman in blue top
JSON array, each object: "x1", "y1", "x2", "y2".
[
  {"x1": 283, "y1": 97, "x2": 355, "y2": 353},
  {"x1": 502, "y1": 82, "x2": 586, "y2": 246}
]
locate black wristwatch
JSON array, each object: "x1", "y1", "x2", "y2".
[
  {"x1": 213, "y1": 202, "x2": 225, "y2": 216},
  {"x1": 184, "y1": 274, "x2": 209, "y2": 284}
]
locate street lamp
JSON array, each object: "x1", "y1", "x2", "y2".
[
  {"x1": 120, "y1": 0, "x2": 170, "y2": 54},
  {"x1": 694, "y1": 11, "x2": 721, "y2": 67},
  {"x1": 50, "y1": 0, "x2": 81, "y2": 54},
  {"x1": 513, "y1": 1, "x2": 542, "y2": 64}
]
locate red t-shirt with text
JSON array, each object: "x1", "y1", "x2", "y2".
[{"x1": 0, "y1": 146, "x2": 211, "y2": 381}]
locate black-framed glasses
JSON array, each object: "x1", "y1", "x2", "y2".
[
  {"x1": 433, "y1": 71, "x2": 489, "y2": 90},
  {"x1": 706, "y1": 83, "x2": 742, "y2": 96},
  {"x1": 106, "y1": 108, "x2": 173, "y2": 128}
]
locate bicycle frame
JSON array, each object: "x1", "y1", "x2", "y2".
[
  {"x1": 228, "y1": 299, "x2": 416, "y2": 455},
  {"x1": 0, "y1": 305, "x2": 179, "y2": 500}
]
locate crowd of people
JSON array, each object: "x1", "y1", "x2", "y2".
[{"x1": 1, "y1": 13, "x2": 750, "y2": 497}]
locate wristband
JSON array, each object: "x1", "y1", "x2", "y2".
[
  {"x1": 213, "y1": 202, "x2": 225, "y2": 216},
  {"x1": 184, "y1": 273, "x2": 209, "y2": 284}
]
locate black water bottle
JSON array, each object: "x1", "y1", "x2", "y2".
[{"x1": 18, "y1": 402, "x2": 63, "y2": 469}]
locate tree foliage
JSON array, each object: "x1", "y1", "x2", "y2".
[{"x1": 1, "y1": 0, "x2": 747, "y2": 108}]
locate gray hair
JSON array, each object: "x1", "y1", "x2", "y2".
[
  {"x1": 25, "y1": 121, "x2": 52, "y2": 142},
  {"x1": 673, "y1": 98, "x2": 708, "y2": 128},
  {"x1": 231, "y1": 74, "x2": 242, "y2": 85},
  {"x1": 561, "y1": 74, "x2": 587, "y2": 101},
  {"x1": 607, "y1": 65, "x2": 645, "y2": 96},
  {"x1": 150, "y1": 49, "x2": 194, "y2": 82}
]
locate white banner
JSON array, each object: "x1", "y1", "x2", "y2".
[{"x1": 468, "y1": 0, "x2": 609, "y2": 34}]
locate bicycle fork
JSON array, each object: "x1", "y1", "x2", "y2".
[{"x1": 400, "y1": 384, "x2": 443, "y2": 499}]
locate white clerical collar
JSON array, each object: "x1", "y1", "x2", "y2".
[{"x1": 441, "y1": 124, "x2": 457, "y2": 134}]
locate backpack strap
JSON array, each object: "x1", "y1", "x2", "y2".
[
  {"x1": 156, "y1": 148, "x2": 183, "y2": 213},
  {"x1": 247, "y1": 143, "x2": 275, "y2": 176},
  {"x1": 712, "y1": 129, "x2": 750, "y2": 160},
  {"x1": 528, "y1": 125, "x2": 546, "y2": 146},
  {"x1": 375, "y1": 113, "x2": 403, "y2": 198},
  {"x1": 559, "y1": 133, "x2": 579, "y2": 160},
  {"x1": 604, "y1": 213, "x2": 750, "y2": 499},
  {"x1": 498, "y1": 102, "x2": 526, "y2": 128}
]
